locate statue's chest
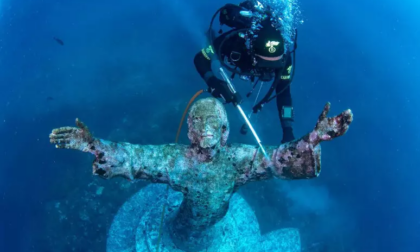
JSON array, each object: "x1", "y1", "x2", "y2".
[
  {"x1": 186, "y1": 160, "x2": 236, "y2": 200},
  {"x1": 171, "y1": 157, "x2": 237, "y2": 200},
  {"x1": 194, "y1": 159, "x2": 235, "y2": 181}
]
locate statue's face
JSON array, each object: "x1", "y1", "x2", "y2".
[
  {"x1": 188, "y1": 98, "x2": 229, "y2": 149},
  {"x1": 191, "y1": 114, "x2": 223, "y2": 148}
]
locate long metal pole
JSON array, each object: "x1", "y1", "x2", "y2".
[{"x1": 218, "y1": 68, "x2": 268, "y2": 158}]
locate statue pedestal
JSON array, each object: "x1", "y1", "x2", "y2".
[{"x1": 107, "y1": 184, "x2": 301, "y2": 252}]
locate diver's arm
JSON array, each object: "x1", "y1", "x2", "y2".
[
  {"x1": 234, "y1": 103, "x2": 353, "y2": 186},
  {"x1": 49, "y1": 119, "x2": 185, "y2": 183},
  {"x1": 194, "y1": 51, "x2": 242, "y2": 105},
  {"x1": 193, "y1": 51, "x2": 222, "y2": 96},
  {"x1": 275, "y1": 54, "x2": 295, "y2": 143},
  {"x1": 194, "y1": 51, "x2": 214, "y2": 84}
]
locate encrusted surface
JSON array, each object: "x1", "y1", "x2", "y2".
[
  {"x1": 49, "y1": 98, "x2": 353, "y2": 251},
  {"x1": 108, "y1": 184, "x2": 300, "y2": 252}
]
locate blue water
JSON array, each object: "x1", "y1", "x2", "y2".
[{"x1": 0, "y1": 0, "x2": 419, "y2": 251}]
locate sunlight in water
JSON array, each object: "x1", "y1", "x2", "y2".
[{"x1": 166, "y1": 0, "x2": 206, "y2": 48}]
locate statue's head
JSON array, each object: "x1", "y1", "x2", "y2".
[{"x1": 187, "y1": 97, "x2": 229, "y2": 149}]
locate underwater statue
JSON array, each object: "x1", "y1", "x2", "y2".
[{"x1": 49, "y1": 97, "x2": 353, "y2": 252}]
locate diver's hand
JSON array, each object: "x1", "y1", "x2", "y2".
[
  {"x1": 207, "y1": 77, "x2": 242, "y2": 105},
  {"x1": 49, "y1": 118, "x2": 95, "y2": 152},
  {"x1": 309, "y1": 103, "x2": 353, "y2": 145}
]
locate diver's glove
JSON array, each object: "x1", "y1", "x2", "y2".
[
  {"x1": 281, "y1": 127, "x2": 295, "y2": 143},
  {"x1": 207, "y1": 77, "x2": 242, "y2": 106}
]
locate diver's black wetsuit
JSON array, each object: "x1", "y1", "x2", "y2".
[{"x1": 193, "y1": 3, "x2": 295, "y2": 143}]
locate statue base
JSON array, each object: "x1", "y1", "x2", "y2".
[{"x1": 107, "y1": 184, "x2": 301, "y2": 252}]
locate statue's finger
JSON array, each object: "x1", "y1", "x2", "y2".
[
  {"x1": 50, "y1": 137, "x2": 69, "y2": 144},
  {"x1": 49, "y1": 135, "x2": 60, "y2": 142},
  {"x1": 321, "y1": 102, "x2": 331, "y2": 120},
  {"x1": 330, "y1": 111, "x2": 352, "y2": 137},
  {"x1": 51, "y1": 127, "x2": 69, "y2": 134},
  {"x1": 50, "y1": 135, "x2": 64, "y2": 141},
  {"x1": 55, "y1": 140, "x2": 70, "y2": 149},
  {"x1": 50, "y1": 133, "x2": 73, "y2": 141},
  {"x1": 342, "y1": 109, "x2": 353, "y2": 125},
  {"x1": 317, "y1": 102, "x2": 330, "y2": 123},
  {"x1": 75, "y1": 118, "x2": 88, "y2": 130},
  {"x1": 334, "y1": 109, "x2": 353, "y2": 129},
  {"x1": 51, "y1": 127, "x2": 77, "y2": 135},
  {"x1": 51, "y1": 140, "x2": 60, "y2": 145},
  {"x1": 51, "y1": 129, "x2": 60, "y2": 135},
  {"x1": 315, "y1": 102, "x2": 331, "y2": 130},
  {"x1": 59, "y1": 128, "x2": 77, "y2": 134},
  {"x1": 321, "y1": 134, "x2": 332, "y2": 141},
  {"x1": 63, "y1": 140, "x2": 71, "y2": 148}
]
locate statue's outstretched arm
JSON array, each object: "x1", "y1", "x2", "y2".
[
  {"x1": 49, "y1": 119, "x2": 184, "y2": 183},
  {"x1": 234, "y1": 103, "x2": 353, "y2": 185},
  {"x1": 271, "y1": 102, "x2": 353, "y2": 179}
]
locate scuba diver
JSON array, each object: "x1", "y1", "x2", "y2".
[{"x1": 194, "y1": 0, "x2": 298, "y2": 143}]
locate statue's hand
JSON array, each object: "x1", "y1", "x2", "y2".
[
  {"x1": 309, "y1": 102, "x2": 353, "y2": 145},
  {"x1": 49, "y1": 118, "x2": 94, "y2": 152}
]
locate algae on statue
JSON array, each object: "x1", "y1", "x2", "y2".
[{"x1": 49, "y1": 97, "x2": 353, "y2": 251}]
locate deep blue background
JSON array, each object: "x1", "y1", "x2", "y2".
[{"x1": 0, "y1": 0, "x2": 419, "y2": 251}]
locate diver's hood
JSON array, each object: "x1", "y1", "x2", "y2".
[{"x1": 254, "y1": 56, "x2": 286, "y2": 69}]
